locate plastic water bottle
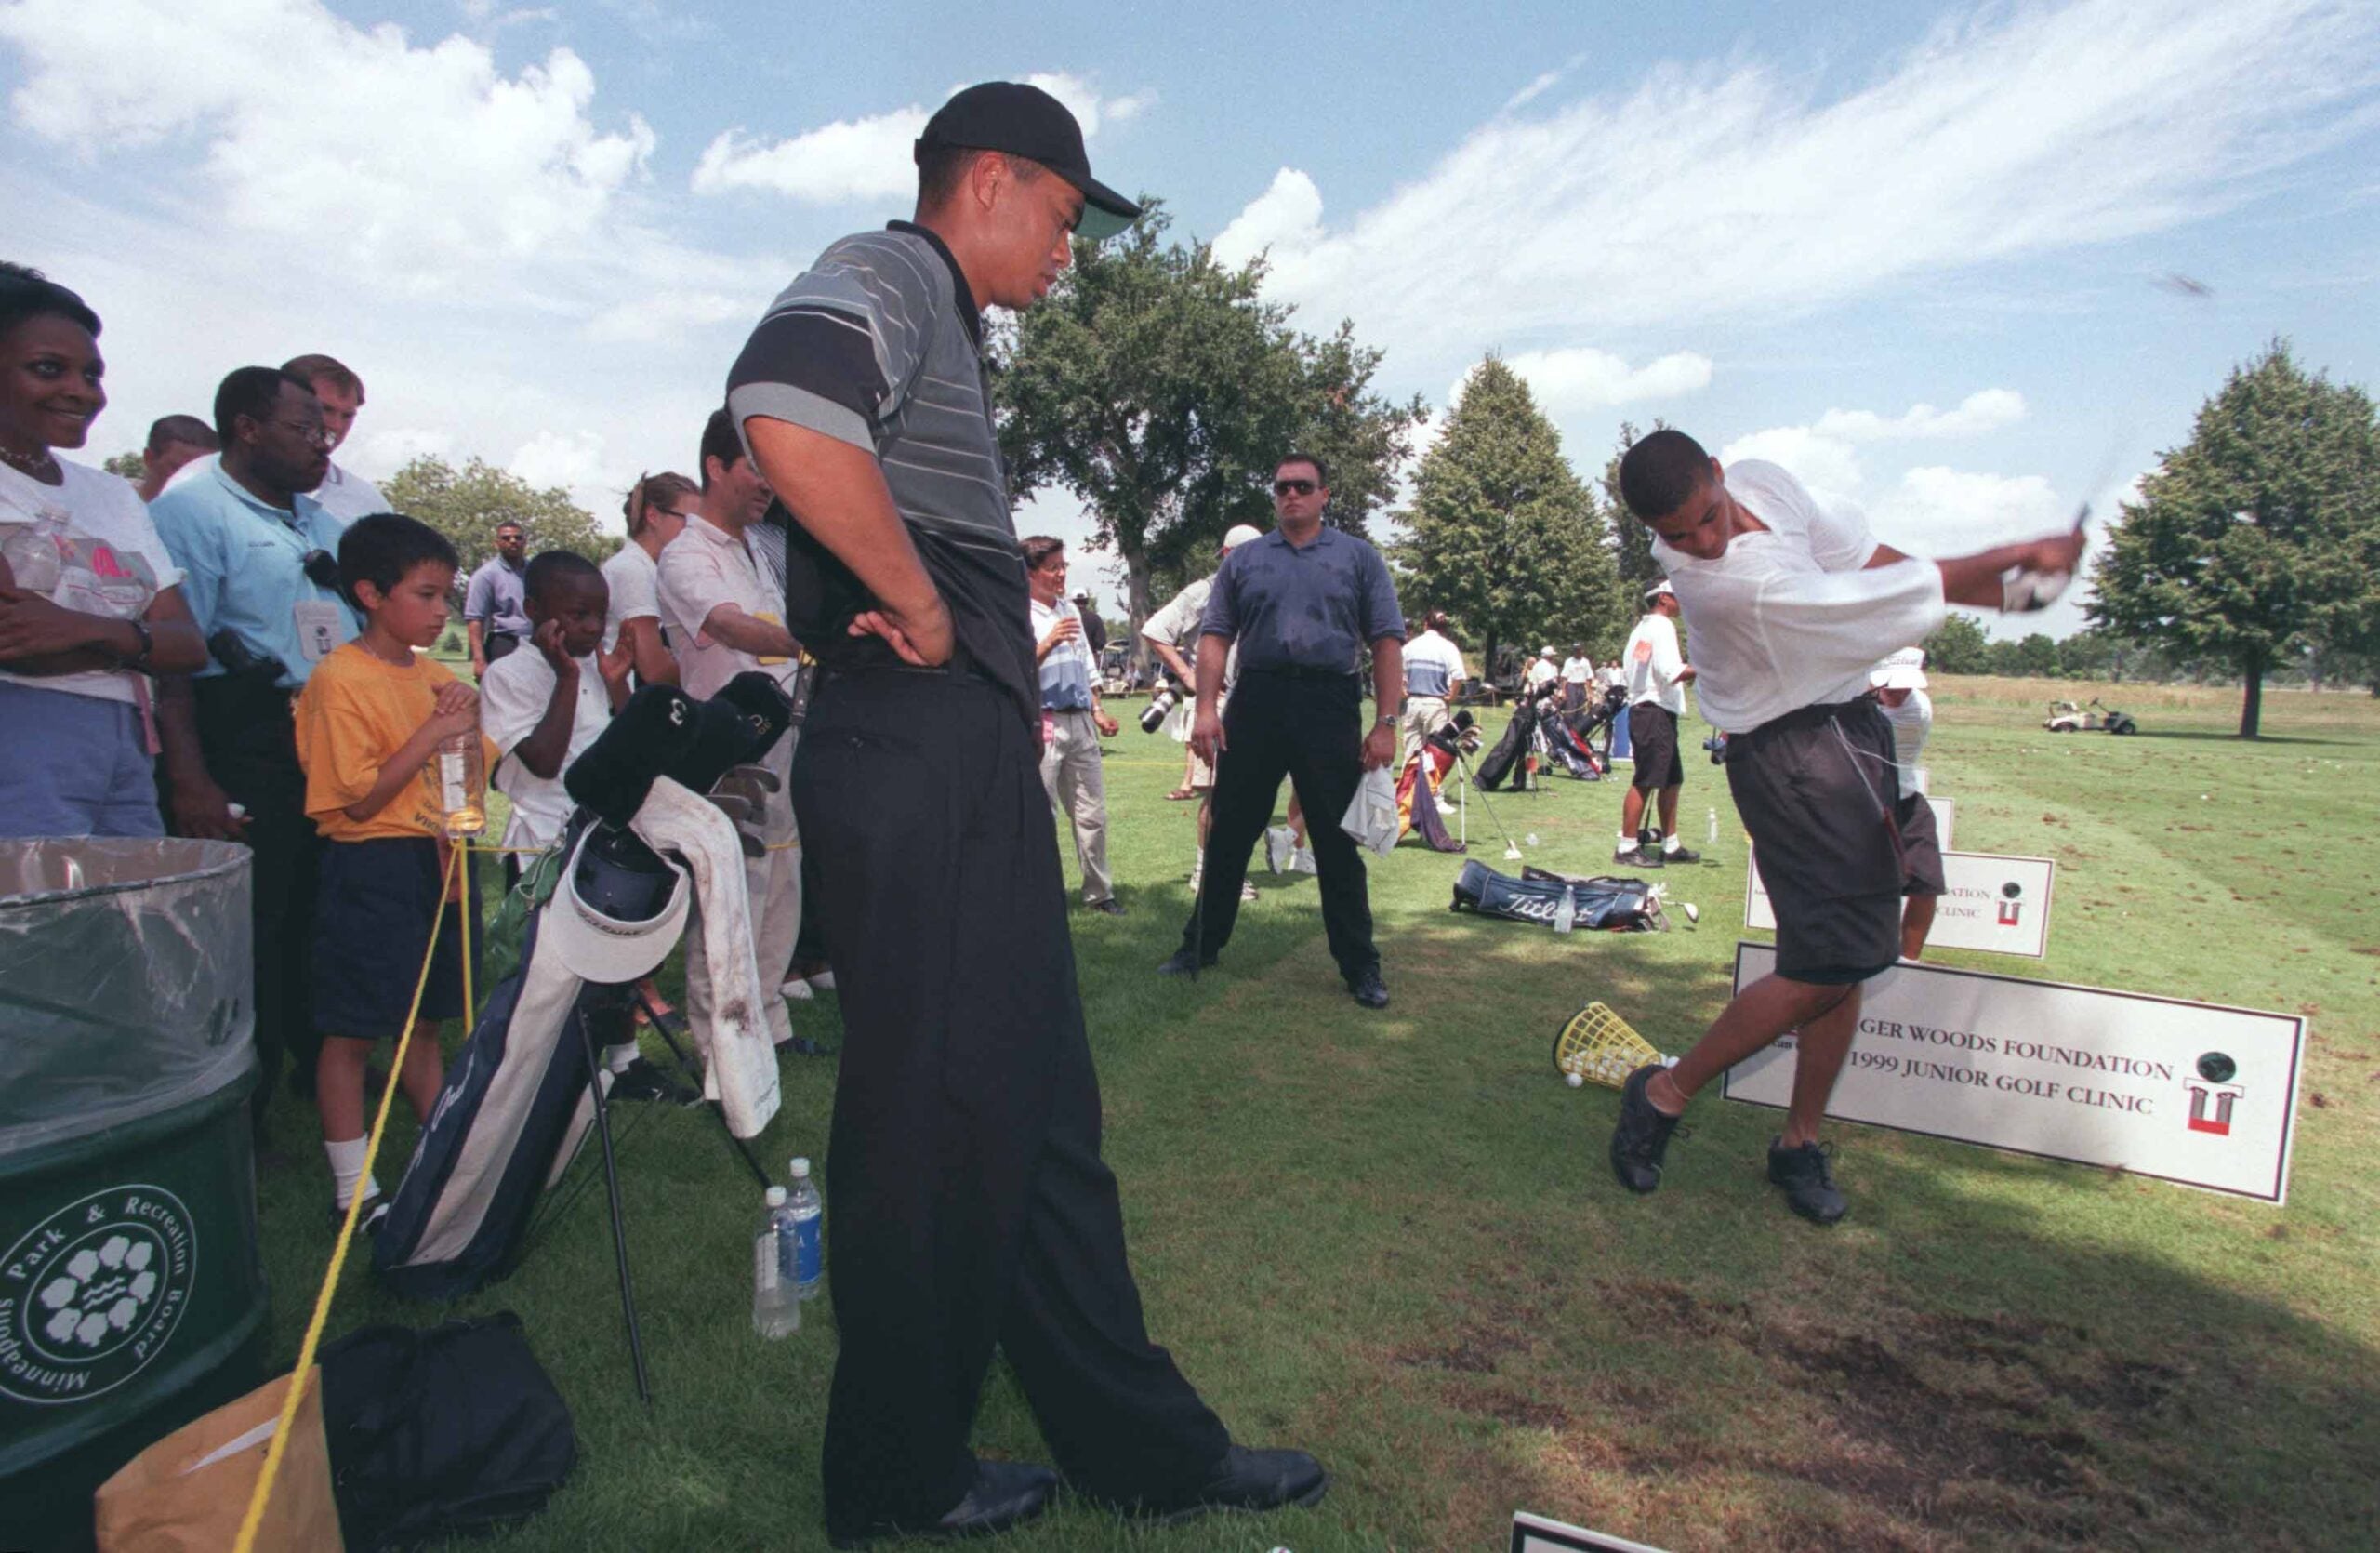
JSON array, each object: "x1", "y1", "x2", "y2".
[
  {"x1": 787, "y1": 1157, "x2": 825, "y2": 1301},
  {"x1": 1553, "y1": 885, "x2": 1576, "y2": 935},
  {"x1": 752, "y1": 1187, "x2": 800, "y2": 1338},
  {"x1": 1706, "y1": 806, "x2": 1719, "y2": 848}
]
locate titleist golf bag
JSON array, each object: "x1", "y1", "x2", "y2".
[
  {"x1": 374, "y1": 676, "x2": 793, "y2": 1302},
  {"x1": 1448, "y1": 860, "x2": 1666, "y2": 932}
]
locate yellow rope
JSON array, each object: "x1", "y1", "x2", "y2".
[{"x1": 230, "y1": 840, "x2": 460, "y2": 1553}]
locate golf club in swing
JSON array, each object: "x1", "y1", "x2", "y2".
[{"x1": 1450, "y1": 745, "x2": 1525, "y2": 861}]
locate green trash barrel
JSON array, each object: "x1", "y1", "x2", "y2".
[{"x1": 0, "y1": 840, "x2": 268, "y2": 1552}]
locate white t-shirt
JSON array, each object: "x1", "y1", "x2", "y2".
[
  {"x1": 600, "y1": 542, "x2": 662, "y2": 653},
  {"x1": 1402, "y1": 629, "x2": 1468, "y2": 699},
  {"x1": 1881, "y1": 689, "x2": 1933, "y2": 779},
  {"x1": 1622, "y1": 613, "x2": 1688, "y2": 715},
  {"x1": 1559, "y1": 655, "x2": 1594, "y2": 684},
  {"x1": 657, "y1": 516, "x2": 796, "y2": 776},
  {"x1": 0, "y1": 458, "x2": 182, "y2": 704},
  {"x1": 1525, "y1": 657, "x2": 1558, "y2": 690},
  {"x1": 1652, "y1": 460, "x2": 1946, "y2": 735},
  {"x1": 480, "y1": 646, "x2": 613, "y2": 850}
]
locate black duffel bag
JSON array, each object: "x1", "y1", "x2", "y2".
[
  {"x1": 319, "y1": 1311, "x2": 577, "y2": 1549},
  {"x1": 1449, "y1": 860, "x2": 1664, "y2": 931}
]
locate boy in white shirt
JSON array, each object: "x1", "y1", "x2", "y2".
[
  {"x1": 1613, "y1": 581, "x2": 1698, "y2": 868},
  {"x1": 1606, "y1": 430, "x2": 2082, "y2": 1224},
  {"x1": 479, "y1": 551, "x2": 690, "y2": 1103}
]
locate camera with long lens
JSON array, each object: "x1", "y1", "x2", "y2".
[
  {"x1": 1138, "y1": 679, "x2": 1182, "y2": 734},
  {"x1": 1703, "y1": 733, "x2": 1729, "y2": 764}
]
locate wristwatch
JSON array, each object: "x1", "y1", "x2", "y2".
[{"x1": 117, "y1": 617, "x2": 154, "y2": 672}]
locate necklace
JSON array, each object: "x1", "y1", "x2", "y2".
[{"x1": 0, "y1": 440, "x2": 60, "y2": 478}]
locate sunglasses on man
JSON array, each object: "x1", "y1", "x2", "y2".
[{"x1": 1272, "y1": 478, "x2": 1316, "y2": 497}]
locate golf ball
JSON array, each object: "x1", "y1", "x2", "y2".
[{"x1": 1564, "y1": 1071, "x2": 1584, "y2": 1088}]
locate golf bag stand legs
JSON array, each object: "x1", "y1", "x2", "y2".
[
  {"x1": 634, "y1": 989, "x2": 773, "y2": 1191},
  {"x1": 574, "y1": 1007, "x2": 654, "y2": 1406}
]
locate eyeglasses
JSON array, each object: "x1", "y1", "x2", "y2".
[
  {"x1": 1273, "y1": 479, "x2": 1316, "y2": 497},
  {"x1": 270, "y1": 420, "x2": 334, "y2": 449}
]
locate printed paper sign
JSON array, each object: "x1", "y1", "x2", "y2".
[
  {"x1": 1720, "y1": 943, "x2": 2306, "y2": 1202},
  {"x1": 1513, "y1": 1511, "x2": 1674, "y2": 1553},
  {"x1": 1744, "y1": 800, "x2": 1953, "y2": 936},
  {"x1": 1747, "y1": 804, "x2": 2062, "y2": 961}
]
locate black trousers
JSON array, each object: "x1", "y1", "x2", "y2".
[
  {"x1": 793, "y1": 670, "x2": 1228, "y2": 1539},
  {"x1": 1178, "y1": 670, "x2": 1379, "y2": 983},
  {"x1": 192, "y1": 677, "x2": 323, "y2": 1122}
]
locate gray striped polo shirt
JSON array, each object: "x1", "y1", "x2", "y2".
[{"x1": 724, "y1": 221, "x2": 1036, "y2": 722}]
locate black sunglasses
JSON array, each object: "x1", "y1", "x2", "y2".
[{"x1": 1272, "y1": 478, "x2": 1316, "y2": 497}]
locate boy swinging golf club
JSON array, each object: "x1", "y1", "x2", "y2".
[{"x1": 1606, "y1": 431, "x2": 2083, "y2": 1223}]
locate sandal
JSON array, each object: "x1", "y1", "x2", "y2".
[{"x1": 1166, "y1": 787, "x2": 1197, "y2": 801}]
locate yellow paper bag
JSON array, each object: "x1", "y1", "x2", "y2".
[{"x1": 93, "y1": 1365, "x2": 343, "y2": 1553}]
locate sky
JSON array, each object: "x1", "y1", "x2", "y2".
[{"x1": 7, "y1": 0, "x2": 2378, "y2": 636}]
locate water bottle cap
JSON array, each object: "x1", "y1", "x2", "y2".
[
  {"x1": 789, "y1": 1157, "x2": 811, "y2": 1177},
  {"x1": 765, "y1": 1186, "x2": 787, "y2": 1206}
]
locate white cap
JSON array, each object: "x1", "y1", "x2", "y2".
[
  {"x1": 1220, "y1": 524, "x2": 1263, "y2": 552},
  {"x1": 765, "y1": 1186, "x2": 787, "y2": 1207},
  {"x1": 789, "y1": 1157, "x2": 812, "y2": 1178},
  {"x1": 1644, "y1": 579, "x2": 1675, "y2": 605},
  {"x1": 1540, "y1": 645, "x2": 1555, "y2": 657},
  {"x1": 1870, "y1": 645, "x2": 1928, "y2": 691},
  {"x1": 537, "y1": 823, "x2": 694, "y2": 985}
]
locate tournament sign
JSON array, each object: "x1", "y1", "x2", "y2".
[
  {"x1": 1720, "y1": 943, "x2": 2306, "y2": 1202},
  {"x1": 1748, "y1": 843, "x2": 2053, "y2": 959},
  {"x1": 1512, "y1": 1510, "x2": 1673, "y2": 1553}
]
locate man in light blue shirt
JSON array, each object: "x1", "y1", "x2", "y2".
[{"x1": 150, "y1": 365, "x2": 359, "y2": 1132}]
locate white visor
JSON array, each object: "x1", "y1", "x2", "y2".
[{"x1": 537, "y1": 823, "x2": 693, "y2": 984}]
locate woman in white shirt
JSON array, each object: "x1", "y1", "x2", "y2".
[{"x1": 0, "y1": 264, "x2": 205, "y2": 836}]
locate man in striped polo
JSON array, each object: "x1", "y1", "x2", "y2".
[{"x1": 725, "y1": 81, "x2": 1323, "y2": 1547}]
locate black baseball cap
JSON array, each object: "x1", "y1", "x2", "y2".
[{"x1": 916, "y1": 81, "x2": 1141, "y2": 241}]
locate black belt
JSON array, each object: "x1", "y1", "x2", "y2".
[{"x1": 1727, "y1": 697, "x2": 1871, "y2": 760}]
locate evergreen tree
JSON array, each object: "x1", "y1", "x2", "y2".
[{"x1": 1396, "y1": 354, "x2": 1624, "y2": 674}]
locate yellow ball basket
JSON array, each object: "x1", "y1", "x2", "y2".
[{"x1": 1552, "y1": 1002, "x2": 1668, "y2": 1090}]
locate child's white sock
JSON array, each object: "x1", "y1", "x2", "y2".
[
  {"x1": 605, "y1": 1042, "x2": 639, "y2": 1075},
  {"x1": 324, "y1": 1136, "x2": 377, "y2": 1208}
]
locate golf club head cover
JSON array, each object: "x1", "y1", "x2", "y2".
[
  {"x1": 564, "y1": 684, "x2": 699, "y2": 827},
  {"x1": 665, "y1": 671, "x2": 794, "y2": 795}
]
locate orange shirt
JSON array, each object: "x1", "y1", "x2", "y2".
[{"x1": 293, "y1": 644, "x2": 492, "y2": 843}]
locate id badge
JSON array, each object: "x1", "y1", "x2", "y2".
[{"x1": 294, "y1": 600, "x2": 343, "y2": 663}]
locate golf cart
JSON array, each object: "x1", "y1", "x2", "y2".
[{"x1": 2044, "y1": 697, "x2": 2138, "y2": 735}]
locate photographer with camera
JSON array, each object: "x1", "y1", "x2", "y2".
[
  {"x1": 152, "y1": 365, "x2": 363, "y2": 1126},
  {"x1": 1140, "y1": 522, "x2": 1265, "y2": 901}
]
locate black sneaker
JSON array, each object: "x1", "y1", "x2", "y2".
[
  {"x1": 1609, "y1": 1064, "x2": 1686, "y2": 1193},
  {"x1": 1613, "y1": 843, "x2": 1663, "y2": 869},
  {"x1": 1129, "y1": 1444, "x2": 1329, "y2": 1526},
  {"x1": 1661, "y1": 843, "x2": 1702, "y2": 865},
  {"x1": 609, "y1": 1057, "x2": 702, "y2": 1106},
  {"x1": 1086, "y1": 897, "x2": 1128, "y2": 917},
  {"x1": 1348, "y1": 968, "x2": 1390, "y2": 1009},
  {"x1": 1157, "y1": 948, "x2": 1218, "y2": 976},
  {"x1": 1767, "y1": 1138, "x2": 1848, "y2": 1224}
]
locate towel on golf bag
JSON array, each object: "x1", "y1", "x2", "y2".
[
  {"x1": 628, "y1": 776, "x2": 779, "y2": 1137},
  {"x1": 319, "y1": 1311, "x2": 575, "y2": 1550},
  {"x1": 1448, "y1": 860, "x2": 1663, "y2": 931},
  {"x1": 1342, "y1": 766, "x2": 1399, "y2": 857}
]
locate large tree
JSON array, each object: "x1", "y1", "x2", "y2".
[
  {"x1": 1921, "y1": 613, "x2": 1992, "y2": 675},
  {"x1": 2089, "y1": 342, "x2": 2380, "y2": 737},
  {"x1": 995, "y1": 204, "x2": 1424, "y2": 626},
  {"x1": 102, "y1": 450, "x2": 144, "y2": 483},
  {"x1": 1396, "y1": 354, "x2": 1624, "y2": 675},
  {"x1": 381, "y1": 456, "x2": 618, "y2": 578}
]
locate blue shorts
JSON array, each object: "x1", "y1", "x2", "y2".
[
  {"x1": 0, "y1": 680, "x2": 163, "y2": 839},
  {"x1": 312, "y1": 837, "x2": 483, "y2": 1042}
]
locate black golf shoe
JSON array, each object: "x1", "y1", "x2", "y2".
[
  {"x1": 1661, "y1": 843, "x2": 1702, "y2": 865},
  {"x1": 828, "y1": 1459, "x2": 1060, "y2": 1548},
  {"x1": 1767, "y1": 1138, "x2": 1848, "y2": 1224},
  {"x1": 1157, "y1": 948, "x2": 1218, "y2": 976},
  {"x1": 1349, "y1": 968, "x2": 1390, "y2": 1009},
  {"x1": 1125, "y1": 1445, "x2": 1329, "y2": 1526},
  {"x1": 1609, "y1": 1064, "x2": 1686, "y2": 1193}
]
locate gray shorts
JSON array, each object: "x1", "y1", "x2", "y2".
[{"x1": 1727, "y1": 699, "x2": 1945, "y2": 984}]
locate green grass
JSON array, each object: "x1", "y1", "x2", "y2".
[{"x1": 248, "y1": 676, "x2": 2380, "y2": 1551}]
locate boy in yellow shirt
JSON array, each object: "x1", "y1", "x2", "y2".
[{"x1": 293, "y1": 513, "x2": 487, "y2": 1228}]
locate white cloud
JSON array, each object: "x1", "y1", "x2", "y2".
[
  {"x1": 693, "y1": 73, "x2": 1149, "y2": 204},
  {"x1": 1210, "y1": 0, "x2": 2380, "y2": 354},
  {"x1": 1812, "y1": 389, "x2": 2028, "y2": 442},
  {"x1": 509, "y1": 430, "x2": 614, "y2": 501},
  {"x1": 1212, "y1": 168, "x2": 1326, "y2": 270},
  {"x1": 584, "y1": 289, "x2": 752, "y2": 345},
  {"x1": 1502, "y1": 347, "x2": 1714, "y2": 415},
  {"x1": 0, "y1": 0, "x2": 654, "y2": 293},
  {"x1": 1723, "y1": 388, "x2": 2029, "y2": 509},
  {"x1": 1721, "y1": 425, "x2": 1869, "y2": 506}
]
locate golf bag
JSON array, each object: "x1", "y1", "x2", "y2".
[
  {"x1": 1397, "y1": 710, "x2": 1476, "y2": 852},
  {"x1": 1475, "y1": 698, "x2": 1539, "y2": 790},
  {"x1": 374, "y1": 678, "x2": 792, "y2": 1303},
  {"x1": 1448, "y1": 860, "x2": 1665, "y2": 932}
]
